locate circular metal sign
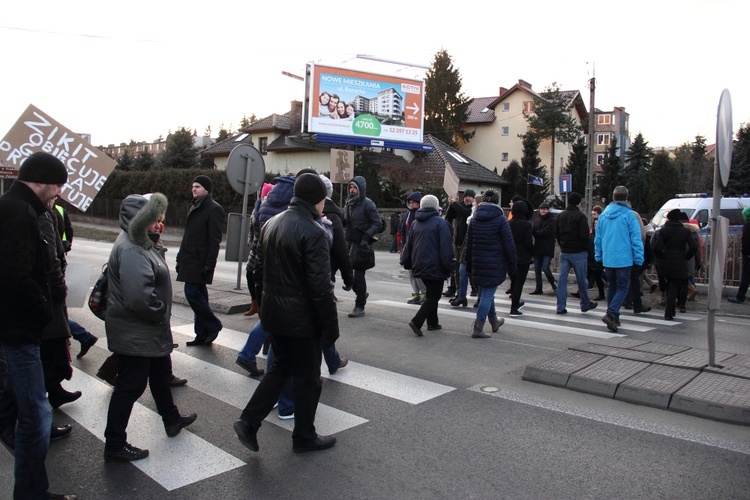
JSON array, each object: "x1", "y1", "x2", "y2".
[
  {"x1": 226, "y1": 144, "x2": 266, "y2": 195},
  {"x1": 716, "y1": 89, "x2": 733, "y2": 187}
]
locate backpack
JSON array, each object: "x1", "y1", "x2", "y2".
[{"x1": 88, "y1": 264, "x2": 109, "y2": 320}]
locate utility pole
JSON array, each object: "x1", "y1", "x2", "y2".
[{"x1": 585, "y1": 76, "x2": 596, "y2": 223}]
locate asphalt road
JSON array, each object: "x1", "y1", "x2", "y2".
[{"x1": 2, "y1": 240, "x2": 749, "y2": 499}]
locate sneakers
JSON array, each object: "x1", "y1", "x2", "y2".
[
  {"x1": 509, "y1": 309, "x2": 523, "y2": 317},
  {"x1": 233, "y1": 419, "x2": 259, "y2": 452},
  {"x1": 582, "y1": 302, "x2": 598, "y2": 313},
  {"x1": 278, "y1": 413, "x2": 295, "y2": 420},
  {"x1": 104, "y1": 443, "x2": 149, "y2": 462},
  {"x1": 348, "y1": 307, "x2": 365, "y2": 318},
  {"x1": 166, "y1": 413, "x2": 197, "y2": 437},
  {"x1": 418, "y1": 294, "x2": 427, "y2": 305},
  {"x1": 77, "y1": 336, "x2": 98, "y2": 359},
  {"x1": 235, "y1": 358, "x2": 265, "y2": 377},
  {"x1": 728, "y1": 296, "x2": 745, "y2": 304},
  {"x1": 602, "y1": 313, "x2": 618, "y2": 332},
  {"x1": 407, "y1": 294, "x2": 421, "y2": 304}
]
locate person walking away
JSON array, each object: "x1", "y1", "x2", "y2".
[
  {"x1": 728, "y1": 207, "x2": 750, "y2": 303},
  {"x1": 652, "y1": 209, "x2": 698, "y2": 320},
  {"x1": 530, "y1": 202, "x2": 557, "y2": 295},
  {"x1": 465, "y1": 189, "x2": 515, "y2": 338},
  {"x1": 233, "y1": 174, "x2": 339, "y2": 453},
  {"x1": 0, "y1": 151, "x2": 78, "y2": 499},
  {"x1": 508, "y1": 200, "x2": 533, "y2": 316},
  {"x1": 389, "y1": 211, "x2": 400, "y2": 253},
  {"x1": 445, "y1": 189, "x2": 475, "y2": 298},
  {"x1": 594, "y1": 186, "x2": 645, "y2": 332},
  {"x1": 176, "y1": 175, "x2": 226, "y2": 346},
  {"x1": 587, "y1": 217, "x2": 606, "y2": 300},
  {"x1": 684, "y1": 217, "x2": 702, "y2": 302},
  {"x1": 344, "y1": 176, "x2": 381, "y2": 318},
  {"x1": 104, "y1": 194, "x2": 196, "y2": 462},
  {"x1": 244, "y1": 182, "x2": 274, "y2": 317},
  {"x1": 400, "y1": 195, "x2": 456, "y2": 336},
  {"x1": 555, "y1": 192, "x2": 598, "y2": 315},
  {"x1": 399, "y1": 192, "x2": 426, "y2": 304}
]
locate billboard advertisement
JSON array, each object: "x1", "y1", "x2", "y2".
[
  {"x1": 1, "y1": 104, "x2": 116, "y2": 211},
  {"x1": 306, "y1": 64, "x2": 425, "y2": 148}
]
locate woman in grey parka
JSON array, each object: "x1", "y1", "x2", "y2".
[{"x1": 103, "y1": 193, "x2": 196, "y2": 462}]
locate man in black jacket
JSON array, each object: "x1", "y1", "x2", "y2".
[
  {"x1": 444, "y1": 189, "x2": 475, "y2": 297},
  {"x1": 530, "y1": 202, "x2": 557, "y2": 294},
  {"x1": 233, "y1": 174, "x2": 339, "y2": 453},
  {"x1": 555, "y1": 192, "x2": 598, "y2": 315},
  {"x1": 0, "y1": 151, "x2": 76, "y2": 499},
  {"x1": 176, "y1": 175, "x2": 226, "y2": 346}
]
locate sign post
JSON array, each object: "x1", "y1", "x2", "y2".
[{"x1": 559, "y1": 174, "x2": 572, "y2": 195}]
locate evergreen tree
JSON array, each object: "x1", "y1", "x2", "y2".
[
  {"x1": 216, "y1": 125, "x2": 232, "y2": 142},
  {"x1": 424, "y1": 49, "x2": 474, "y2": 147},
  {"x1": 157, "y1": 127, "x2": 199, "y2": 169},
  {"x1": 525, "y1": 82, "x2": 582, "y2": 190},
  {"x1": 520, "y1": 132, "x2": 549, "y2": 206},
  {"x1": 648, "y1": 150, "x2": 679, "y2": 212},
  {"x1": 623, "y1": 132, "x2": 653, "y2": 211},
  {"x1": 673, "y1": 135, "x2": 712, "y2": 193},
  {"x1": 595, "y1": 136, "x2": 622, "y2": 203},
  {"x1": 565, "y1": 137, "x2": 588, "y2": 196},
  {"x1": 239, "y1": 114, "x2": 256, "y2": 130},
  {"x1": 726, "y1": 123, "x2": 750, "y2": 196},
  {"x1": 501, "y1": 160, "x2": 522, "y2": 207},
  {"x1": 133, "y1": 150, "x2": 155, "y2": 171},
  {"x1": 116, "y1": 148, "x2": 134, "y2": 171}
]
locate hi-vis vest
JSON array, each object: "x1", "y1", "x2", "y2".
[{"x1": 54, "y1": 204, "x2": 68, "y2": 242}]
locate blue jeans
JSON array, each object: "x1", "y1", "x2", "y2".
[
  {"x1": 266, "y1": 342, "x2": 343, "y2": 417},
  {"x1": 556, "y1": 251, "x2": 591, "y2": 312},
  {"x1": 68, "y1": 319, "x2": 96, "y2": 344},
  {"x1": 605, "y1": 267, "x2": 632, "y2": 319},
  {"x1": 238, "y1": 321, "x2": 269, "y2": 364},
  {"x1": 475, "y1": 286, "x2": 497, "y2": 323},
  {"x1": 534, "y1": 254, "x2": 556, "y2": 290},
  {"x1": 184, "y1": 283, "x2": 223, "y2": 338},
  {"x1": 0, "y1": 343, "x2": 52, "y2": 499},
  {"x1": 457, "y1": 263, "x2": 469, "y2": 300}
]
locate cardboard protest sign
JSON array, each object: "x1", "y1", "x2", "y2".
[
  {"x1": 0, "y1": 104, "x2": 116, "y2": 211},
  {"x1": 443, "y1": 162, "x2": 460, "y2": 199}
]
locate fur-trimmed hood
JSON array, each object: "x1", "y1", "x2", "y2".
[{"x1": 119, "y1": 193, "x2": 168, "y2": 250}]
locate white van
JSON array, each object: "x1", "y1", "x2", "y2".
[{"x1": 651, "y1": 194, "x2": 750, "y2": 232}]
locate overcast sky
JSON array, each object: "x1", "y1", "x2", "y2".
[{"x1": 2, "y1": 0, "x2": 746, "y2": 151}]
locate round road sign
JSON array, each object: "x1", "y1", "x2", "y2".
[
  {"x1": 226, "y1": 144, "x2": 266, "y2": 196},
  {"x1": 716, "y1": 89, "x2": 733, "y2": 187}
]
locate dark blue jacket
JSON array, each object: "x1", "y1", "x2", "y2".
[
  {"x1": 257, "y1": 174, "x2": 295, "y2": 227},
  {"x1": 465, "y1": 203, "x2": 517, "y2": 287},
  {"x1": 400, "y1": 208, "x2": 455, "y2": 281}
]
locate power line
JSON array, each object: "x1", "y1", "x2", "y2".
[{"x1": 0, "y1": 25, "x2": 163, "y2": 43}]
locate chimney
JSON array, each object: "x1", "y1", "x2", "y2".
[
  {"x1": 290, "y1": 100, "x2": 303, "y2": 134},
  {"x1": 518, "y1": 79, "x2": 532, "y2": 90},
  {"x1": 498, "y1": 87, "x2": 508, "y2": 97}
]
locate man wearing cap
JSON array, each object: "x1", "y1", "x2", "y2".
[
  {"x1": 555, "y1": 191, "x2": 598, "y2": 316},
  {"x1": 234, "y1": 174, "x2": 339, "y2": 453},
  {"x1": 0, "y1": 151, "x2": 77, "y2": 498},
  {"x1": 176, "y1": 175, "x2": 226, "y2": 345},
  {"x1": 594, "y1": 186, "x2": 645, "y2": 331}
]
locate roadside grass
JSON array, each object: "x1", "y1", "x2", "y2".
[{"x1": 74, "y1": 226, "x2": 119, "y2": 243}]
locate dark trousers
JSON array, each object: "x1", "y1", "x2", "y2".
[
  {"x1": 104, "y1": 354, "x2": 179, "y2": 450},
  {"x1": 589, "y1": 268, "x2": 605, "y2": 297},
  {"x1": 353, "y1": 269, "x2": 368, "y2": 308},
  {"x1": 737, "y1": 255, "x2": 750, "y2": 301},
  {"x1": 625, "y1": 265, "x2": 644, "y2": 309},
  {"x1": 240, "y1": 335, "x2": 322, "y2": 446},
  {"x1": 411, "y1": 279, "x2": 443, "y2": 328},
  {"x1": 184, "y1": 283, "x2": 222, "y2": 338},
  {"x1": 510, "y1": 262, "x2": 531, "y2": 310},
  {"x1": 665, "y1": 277, "x2": 688, "y2": 318},
  {"x1": 40, "y1": 337, "x2": 72, "y2": 396}
]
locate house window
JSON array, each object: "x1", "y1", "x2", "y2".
[
  {"x1": 597, "y1": 114, "x2": 612, "y2": 125},
  {"x1": 596, "y1": 153, "x2": 606, "y2": 165},
  {"x1": 523, "y1": 101, "x2": 534, "y2": 113},
  {"x1": 502, "y1": 127, "x2": 509, "y2": 136},
  {"x1": 597, "y1": 133, "x2": 611, "y2": 146},
  {"x1": 259, "y1": 137, "x2": 268, "y2": 154},
  {"x1": 501, "y1": 102, "x2": 510, "y2": 112},
  {"x1": 502, "y1": 153, "x2": 509, "y2": 161}
]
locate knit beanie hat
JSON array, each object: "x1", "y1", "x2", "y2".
[
  {"x1": 319, "y1": 175, "x2": 333, "y2": 199},
  {"x1": 743, "y1": 206, "x2": 750, "y2": 222},
  {"x1": 420, "y1": 194, "x2": 439, "y2": 209},
  {"x1": 297, "y1": 167, "x2": 318, "y2": 177},
  {"x1": 18, "y1": 151, "x2": 68, "y2": 184},
  {"x1": 483, "y1": 189, "x2": 500, "y2": 205},
  {"x1": 568, "y1": 192, "x2": 582, "y2": 206},
  {"x1": 193, "y1": 175, "x2": 213, "y2": 193},
  {"x1": 294, "y1": 173, "x2": 327, "y2": 205},
  {"x1": 261, "y1": 183, "x2": 274, "y2": 198},
  {"x1": 463, "y1": 189, "x2": 476, "y2": 198}
]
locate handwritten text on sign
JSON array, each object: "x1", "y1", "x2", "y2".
[{"x1": 0, "y1": 104, "x2": 116, "y2": 211}]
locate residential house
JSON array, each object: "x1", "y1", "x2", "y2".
[
  {"x1": 593, "y1": 106, "x2": 630, "y2": 167},
  {"x1": 461, "y1": 79, "x2": 587, "y2": 195}
]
